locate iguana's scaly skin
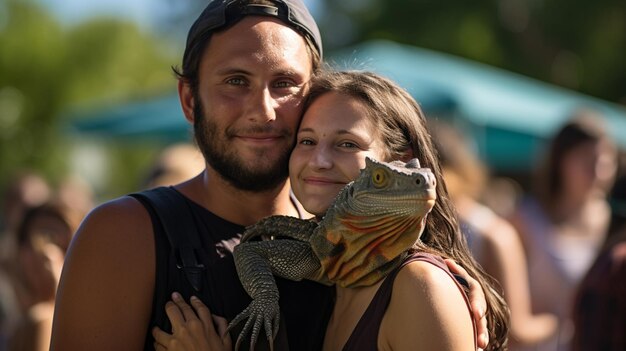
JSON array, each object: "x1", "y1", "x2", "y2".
[{"x1": 229, "y1": 157, "x2": 436, "y2": 350}]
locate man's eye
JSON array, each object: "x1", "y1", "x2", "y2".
[{"x1": 227, "y1": 78, "x2": 246, "y2": 85}]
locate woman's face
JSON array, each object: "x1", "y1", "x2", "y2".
[
  {"x1": 289, "y1": 92, "x2": 387, "y2": 216},
  {"x1": 19, "y1": 213, "x2": 70, "y2": 302},
  {"x1": 561, "y1": 139, "x2": 617, "y2": 196}
]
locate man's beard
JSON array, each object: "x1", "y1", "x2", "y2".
[{"x1": 193, "y1": 99, "x2": 292, "y2": 192}]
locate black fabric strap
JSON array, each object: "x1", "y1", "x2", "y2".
[{"x1": 130, "y1": 186, "x2": 205, "y2": 292}]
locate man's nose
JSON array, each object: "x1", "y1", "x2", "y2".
[{"x1": 247, "y1": 87, "x2": 277, "y2": 123}]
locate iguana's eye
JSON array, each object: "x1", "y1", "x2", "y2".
[{"x1": 372, "y1": 168, "x2": 388, "y2": 188}]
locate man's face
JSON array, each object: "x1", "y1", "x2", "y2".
[{"x1": 192, "y1": 17, "x2": 313, "y2": 192}]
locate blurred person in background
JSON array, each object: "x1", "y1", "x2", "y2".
[
  {"x1": 0, "y1": 266, "x2": 20, "y2": 351},
  {"x1": 0, "y1": 171, "x2": 51, "y2": 350},
  {"x1": 431, "y1": 120, "x2": 558, "y2": 349},
  {"x1": 571, "y1": 173, "x2": 626, "y2": 351},
  {"x1": 142, "y1": 143, "x2": 206, "y2": 189},
  {"x1": 509, "y1": 109, "x2": 618, "y2": 351},
  {"x1": 0, "y1": 172, "x2": 51, "y2": 259},
  {"x1": 7, "y1": 201, "x2": 85, "y2": 351},
  {"x1": 56, "y1": 175, "x2": 95, "y2": 220}
]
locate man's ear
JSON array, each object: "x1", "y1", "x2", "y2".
[{"x1": 178, "y1": 80, "x2": 195, "y2": 124}]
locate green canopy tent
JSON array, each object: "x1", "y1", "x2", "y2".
[
  {"x1": 67, "y1": 40, "x2": 626, "y2": 174},
  {"x1": 332, "y1": 40, "x2": 626, "y2": 173},
  {"x1": 68, "y1": 94, "x2": 190, "y2": 143}
]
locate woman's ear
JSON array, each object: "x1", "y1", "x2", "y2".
[
  {"x1": 178, "y1": 80, "x2": 195, "y2": 124},
  {"x1": 399, "y1": 148, "x2": 415, "y2": 163}
]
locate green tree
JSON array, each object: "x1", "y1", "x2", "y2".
[{"x1": 0, "y1": 0, "x2": 176, "y2": 193}]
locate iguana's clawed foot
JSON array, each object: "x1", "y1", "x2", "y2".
[
  {"x1": 227, "y1": 297, "x2": 280, "y2": 351},
  {"x1": 241, "y1": 217, "x2": 277, "y2": 242}
]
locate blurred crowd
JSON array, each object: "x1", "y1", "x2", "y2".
[
  {"x1": 0, "y1": 109, "x2": 625, "y2": 351},
  {"x1": 432, "y1": 108, "x2": 625, "y2": 351},
  {"x1": 0, "y1": 172, "x2": 93, "y2": 351},
  {"x1": 0, "y1": 143, "x2": 204, "y2": 351}
]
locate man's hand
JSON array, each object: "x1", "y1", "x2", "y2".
[
  {"x1": 153, "y1": 293, "x2": 232, "y2": 351},
  {"x1": 445, "y1": 259, "x2": 489, "y2": 350}
]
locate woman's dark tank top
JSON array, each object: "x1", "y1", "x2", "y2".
[
  {"x1": 132, "y1": 187, "x2": 334, "y2": 351},
  {"x1": 342, "y1": 252, "x2": 477, "y2": 351}
]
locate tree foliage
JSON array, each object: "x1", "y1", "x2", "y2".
[
  {"x1": 318, "y1": 0, "x2": 625, "y2": 103},
  {"x1": 0, "y1": 0, "x2": 176, "y2": 191}
]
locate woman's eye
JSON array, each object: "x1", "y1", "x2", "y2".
[
  {"x1": 339, "y1": 141, "x2": 358, "y2": 148},
  {"x1": 299, "y1": 139, "x2": 314, "y2": 146}
]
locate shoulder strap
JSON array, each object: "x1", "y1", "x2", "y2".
[{"x1": 130, "y1": 186, "x2": 206, "y2": 292}]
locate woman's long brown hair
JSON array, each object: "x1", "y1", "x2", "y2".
[{"x1": 304, "y1": 69, "x2": 510, "y2": 350}]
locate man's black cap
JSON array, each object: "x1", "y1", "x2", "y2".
[{"x1": 184, "y1": 0, "x2": 322, "y2": 67}]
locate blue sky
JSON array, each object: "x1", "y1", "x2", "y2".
[
  {"x1": 38, "y1": 0, "x2": 321, "y2": 29},
  {"x1": 39, "y1": 0, "x2": 156, "y2": 26}
]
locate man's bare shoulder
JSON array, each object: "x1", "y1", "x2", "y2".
[
  {"x1": 85, "y1": 195, "x2": 150, "y2": 229},
  {"x1": 68, "y1": 196, "x2": 153, "y2": 256},
  {"x1": 51, "y1": 195, "x2": 156, "y2": 351}
]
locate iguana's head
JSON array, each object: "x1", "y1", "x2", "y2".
[
  {"x1": 345, "y1": 157, "x2": 436, "y2": 218},
  {"x1": 317, "y1": 157, "x2": 437, "y2": 287}
]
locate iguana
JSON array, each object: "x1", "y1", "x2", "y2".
[{"x1": 229, "y1": 157, "x2": 437, "y2": 350}]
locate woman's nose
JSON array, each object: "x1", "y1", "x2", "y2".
[{"x1": 309, "y1": 146, "x2": 333, "y2": 170}]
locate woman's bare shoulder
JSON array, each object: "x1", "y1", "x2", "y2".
[
  {"x1": 394, "y1": 259, "x2": 471, "y2": 307},
  {"x1": 378, "y1": 260, "x2": 474, "y2": 351}
]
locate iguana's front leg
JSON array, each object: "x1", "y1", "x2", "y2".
[
  {"x1": 228, "y1": 239, "x2": 324, "y2": 351},
  {"x1": 241, "y1": 215, "x2": 318, "y2": 243}
]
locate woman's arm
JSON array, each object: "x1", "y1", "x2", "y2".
[
  {"x1": 380, "y1": 261, "x2": 475, "y2": 351},
  {"x1": 491, "y1": 215, "x2": 557, "y2": 345},
  {"x1": 444, "y1": 259, "x2": 489, "y2": 348}
]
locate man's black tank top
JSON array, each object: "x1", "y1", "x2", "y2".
[{"x1": 132, "y1": 187, "x2": 334, "y2": 351}]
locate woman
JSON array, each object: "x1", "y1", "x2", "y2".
[
  {"x1": 431, "y1": 121, "x2": 558, "y2": 349},
  {"x1": 572, "y1": 173, "x2": 626, "y2": 351},
  {"x1": 8, "y1": 201, "x2": 83, "y2": 351},
  {"x1": 509, "y1": 111, "x2": 617, "y2": 351},
  {"x1": 153, "y1": 70, "x2": 510, "y2": 350}
]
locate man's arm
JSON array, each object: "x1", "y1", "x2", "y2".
[
  {"x1": 445, "y1": 259, "x2": 489, "y2": 349},
  {"x1": 50, "y1": 197, "x2": 156, "y2": 351}
]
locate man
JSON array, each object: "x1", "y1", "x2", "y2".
[{"x1": 50, "y1": 1, "x2": 489, "y2": 350}]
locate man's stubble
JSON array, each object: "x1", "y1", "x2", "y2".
[{"x1": 192, "y1": 95, "x2": 293, "y2": 192}]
